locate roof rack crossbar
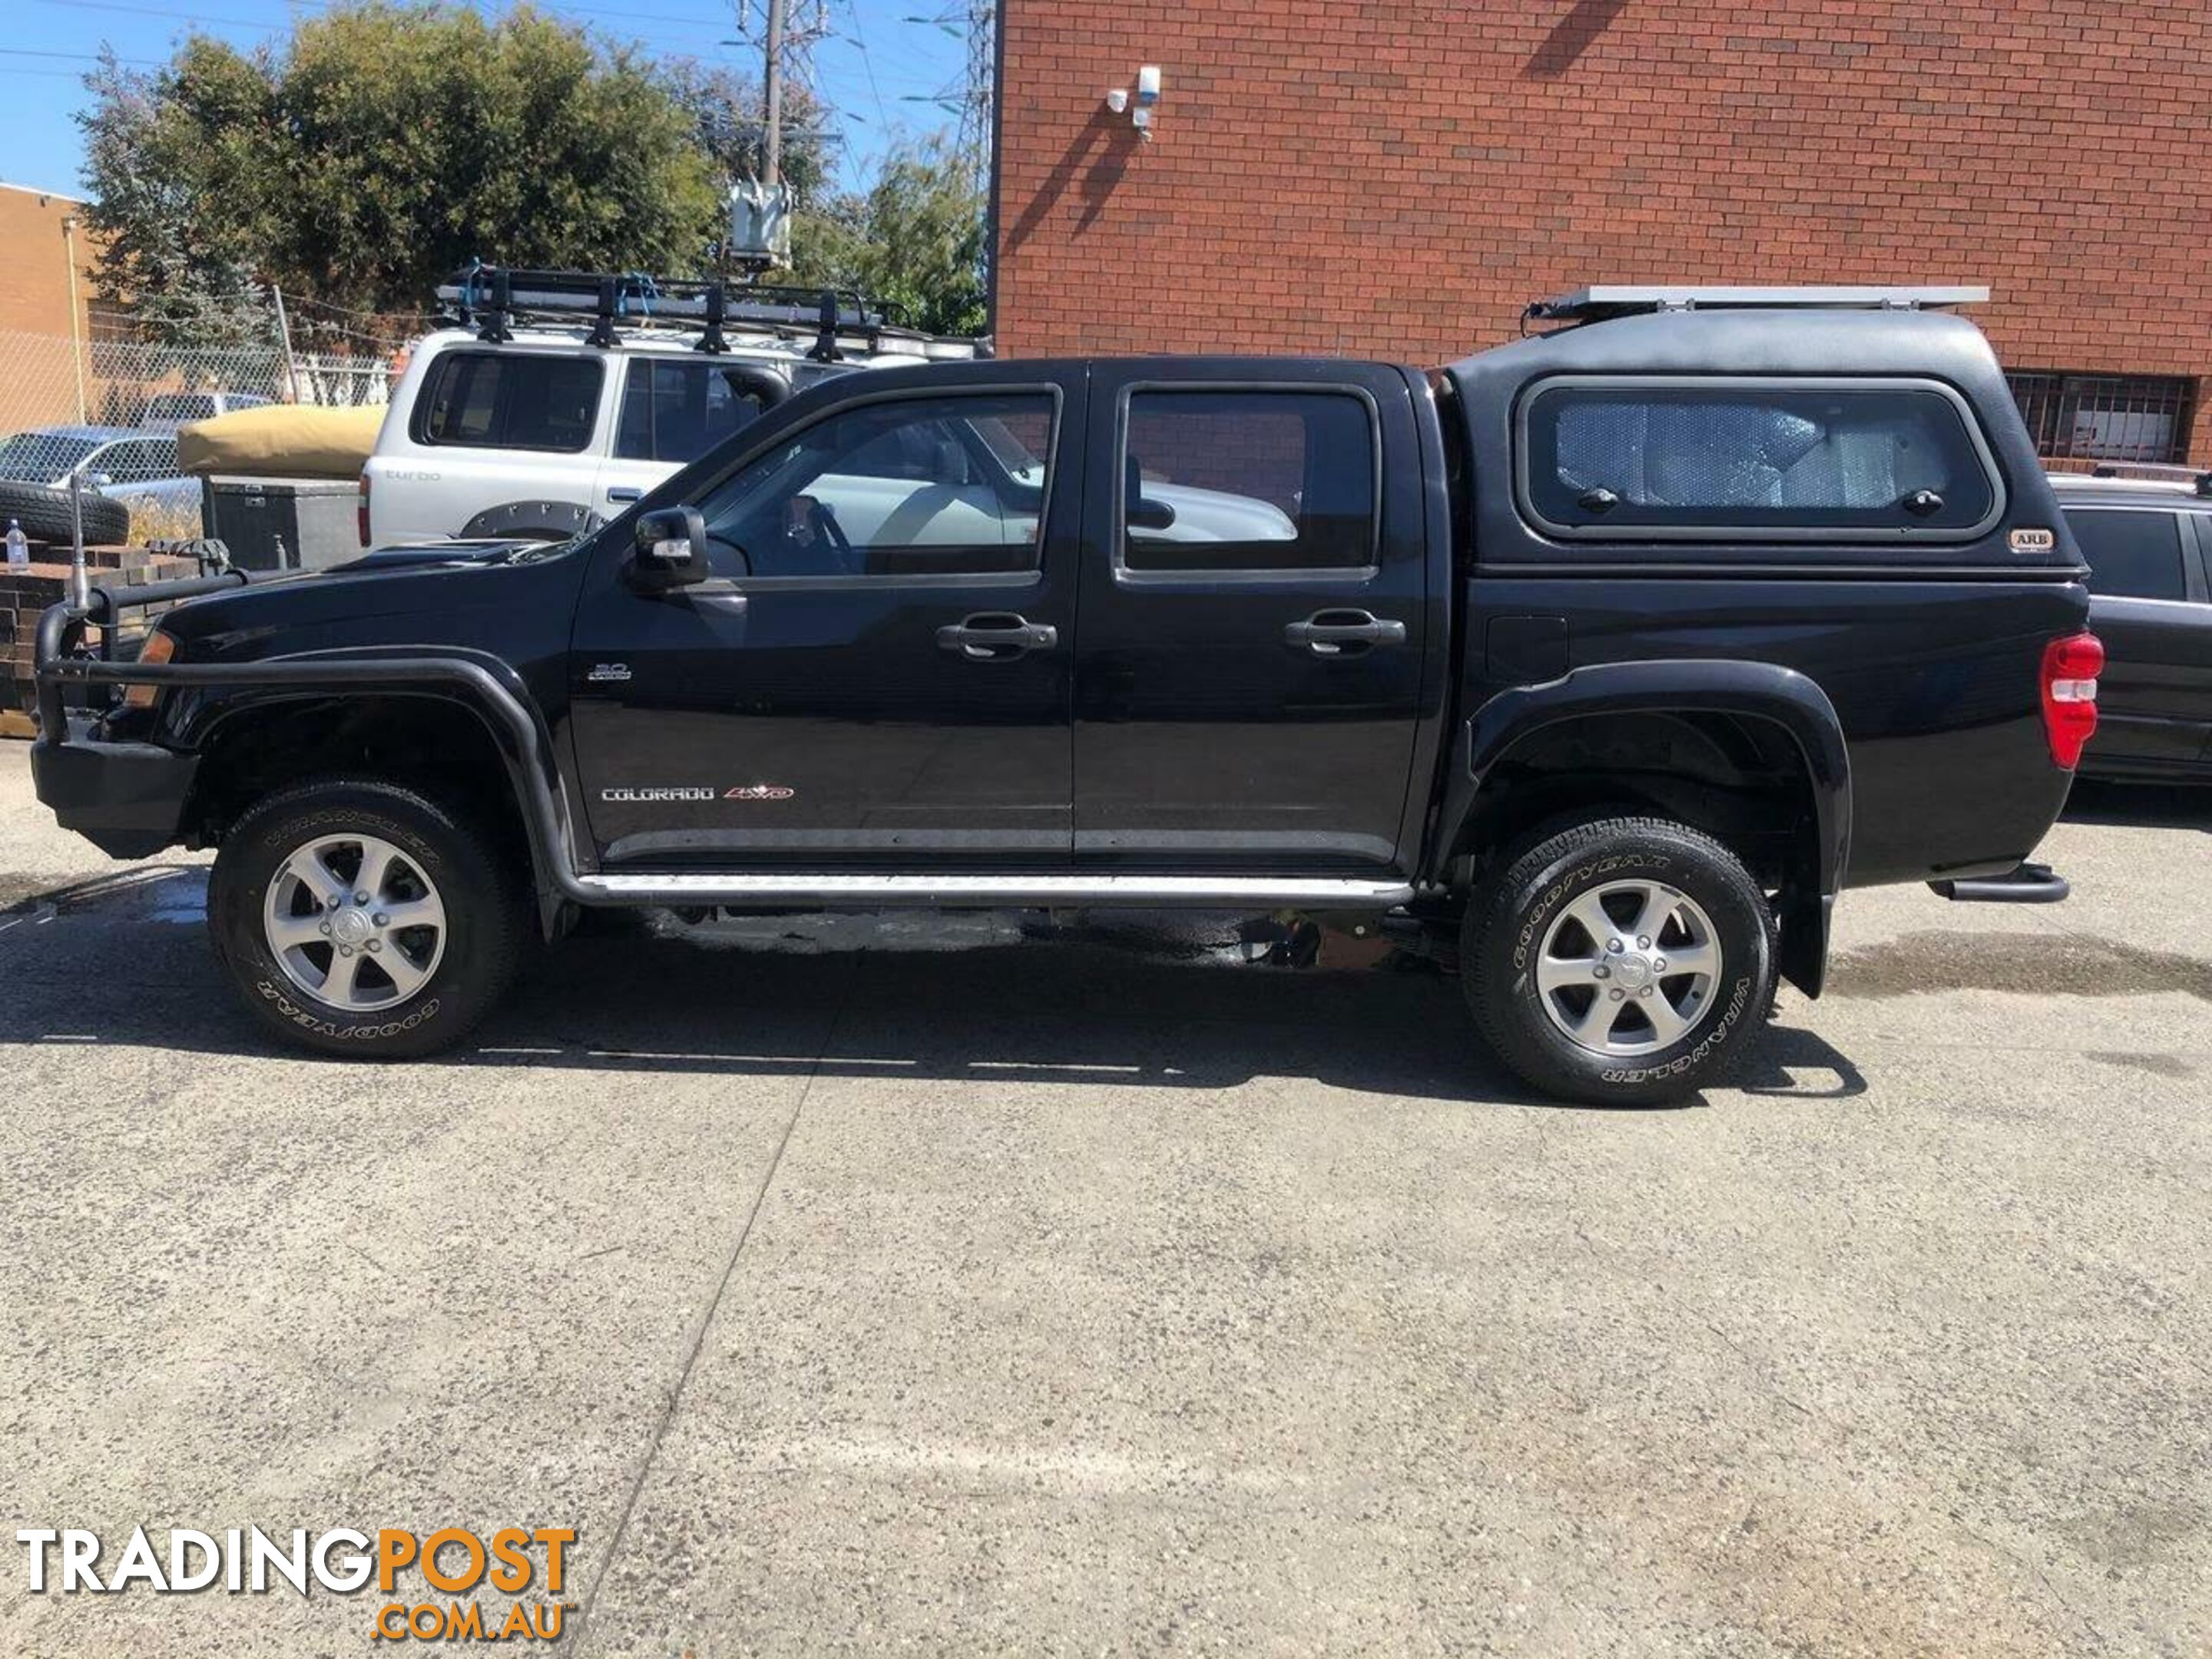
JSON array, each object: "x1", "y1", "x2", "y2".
[
  {"x1": 432, "y1": 266, "x2": 900, "y2": 333},
  {"x1": 2087, "y1": 460, "x2": 2212, "y2": 496},
  {"x1": 1526, "y1": 283, "x2": 1992, "y2": 326}
]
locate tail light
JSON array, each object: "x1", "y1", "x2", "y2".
[
  {"x1": 357, "y1": 470, "x2": 371, "y2": 548},
  {"x1": 2039, "y1": 632, "x2": 2103, "y2": 769}
]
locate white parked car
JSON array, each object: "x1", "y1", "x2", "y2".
[
  {"x1": 139, "y1": 389, "x2": 274, "y2": 431},
  {"x1": 361, "y1": 271, "x2": 983, "y2": 548}
]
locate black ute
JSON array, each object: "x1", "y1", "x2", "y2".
[{"x1": 30, "y1": 288, "x2": 2098, "y2": 1104}]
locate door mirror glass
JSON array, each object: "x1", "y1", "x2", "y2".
[{"x1": 630, "y1": 505, "x2": 709, "y2": 587}]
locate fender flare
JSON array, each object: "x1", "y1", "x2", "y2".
[
  {"x1": 1432, "y1": 660, "x2": 1853, "y2": 995},
  {"x1": 458, "y1": 499, "x2": 604, "y2": 541},
  {"x1": 164, "y1": 652, "x2": 577, "y2": 931}
]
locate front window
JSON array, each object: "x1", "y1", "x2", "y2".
[
  {"x1": 98, "y1": 439, "x2": 179, "y2": 483},
  {"x1": 144, "y1": 393, "x2": 218, "y2": 424},
  {"x1": 693, "y1": 392, "x2": 1055, "y2": 579},
  {"x1": 0, "y1": 433, "x2": 101, "y2": 483}
]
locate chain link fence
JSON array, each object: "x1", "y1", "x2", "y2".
[
  {"x1": 0, "y1": 330, "x2": 393, "y2": 441},
  {"x1": 0, "y1": 328, "x2": 396, "y2": 543}
]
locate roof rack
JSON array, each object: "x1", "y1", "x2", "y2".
[
  {"x1": 2086, "y1": 460, "x2": 2212, "y2": 497},
  {"x1": 1525, "y1": 284, "x2": 1992, "y2": 326},
  {"x1": 431, "y1": 263, "x2": 976, "y2": 361}
]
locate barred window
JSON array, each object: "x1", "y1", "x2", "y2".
[{"x1": 2008, "y1": 371, "x2": 2196, "y2": 465}]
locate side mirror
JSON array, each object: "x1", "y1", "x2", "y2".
[
  {"x1": 1128, "y1": 494, "x2": 1176, "y2": 531},
  {"x1": 631, "y1": 506, "x2": 708, "y2": 588}
]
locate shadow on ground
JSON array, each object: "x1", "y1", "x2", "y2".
[
  {"x1": 0, "y1": 865, "x2": 1863, "y2": 1108},
  {"x1": 2064, "y1": 778, "x2": 2211, "y2": 831}
]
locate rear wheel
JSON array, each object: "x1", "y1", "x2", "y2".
[
  {"x1": 208, "y1": 779, "x2": 524, "y2": 1057},
  {"x1": 1462, "y1": 816, "x2": 1777, "y2": 1105}
]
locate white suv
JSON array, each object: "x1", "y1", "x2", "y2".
[{"x1": 362, "y1": 276, "x2": 982, "y2": 547}]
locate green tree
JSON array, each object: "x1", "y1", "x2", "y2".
[
  {"x1": 790, "y1": 140, "x2": 986, "y2": 337},
  {"x1": 77, "y1": 4, "x2": 724, "y2": 331},
  {"x1": 78, "y1": 41, "x2": 276, "y2": 346}
]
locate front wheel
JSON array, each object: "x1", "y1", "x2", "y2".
[
  {"x1": 207, "y1": 779, "x2": 525, "y2": 1058},
  {"x1": 1462, "y1": 816, "x2": 1777, "y2": 1105}
]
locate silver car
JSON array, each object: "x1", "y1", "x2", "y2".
[{"x1": 0, "y1": 426, "x2": 202, "y2": 527}]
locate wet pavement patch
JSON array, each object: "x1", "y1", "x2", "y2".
[
  {"x1": 1827, "y1": 930, "x2": 2212, "y2": 1002},
  {"x1": 2085, "y1": 1051, "x2": 2197, "y2": 1079}
]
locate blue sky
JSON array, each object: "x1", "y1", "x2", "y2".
[{"x1": 2, "y1": 0, "x2": 971, "y2": 198}]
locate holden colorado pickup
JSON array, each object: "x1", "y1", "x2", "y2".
[{"x1": 29, "y1": 285, "x2": 2101, "y2": 1104}]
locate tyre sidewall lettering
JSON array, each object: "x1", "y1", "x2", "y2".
[
  {"x1": 1482, "y1": 829, "x2": 1773, "y2": 1099},
  {"x1": 1511, "y1": 850, "x2": 1675, "y2": 980},
  {"x1": 221, "y1": 801, "x2": 468, "y2": 1040},
  {"x1": 254, "y1": 979, "x2": 442, "y2": 1041},
  {"x1": 1598, "y1": 972, "x2": 1754, "y2": 1085}
]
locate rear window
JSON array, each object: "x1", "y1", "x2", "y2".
[
  {"x1": 1522, "y1": 378, "x2": 2001, "y2": 541},
  {"x1": 615, "y1": 359, "x2": 778, "y2": 464},
  {"x1": 144, "y1": 393, "x2": 217, "y2": 423},
  {"x1": 414, "y1": 352, "x2": 603, "y2": 452},
  {"x1": 2066, "y1": 508, "x2": 2189, "y2": 601},
  {"x1": 1118, "y1": 389, "x2": 1378, "y2": 575}
]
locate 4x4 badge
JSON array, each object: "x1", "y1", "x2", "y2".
[
  {"x1": 586, "y1": 663, "x2": 632, "y2": 683},
  {"x1": 726, "y1": 784, "x2": 796, "y2": 800}
]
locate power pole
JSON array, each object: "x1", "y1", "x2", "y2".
[
  {"x1": 761, "y1": 0, "x2": 785, "y2": 188},
  {"x1": 270, "y1": 284, "x2": 299, "y2": 404}
]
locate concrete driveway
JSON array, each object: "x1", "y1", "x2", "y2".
[{"x1": 0, "y1": 746, "x2": 2205, "y2": 1657}]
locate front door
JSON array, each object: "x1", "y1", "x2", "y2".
[
  {"x1": 1072, "y1": 363, "x2": 1434, "y2": 871},
  {"x1": 568, "y1": 371, "x2": 1083, "y2": 866},
  {"x1": 2068, "y1": 504, "x2": 2212, "y2": 773}
]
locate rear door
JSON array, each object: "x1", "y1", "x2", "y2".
[
  {"x1": 595, "y1": 354, "x2": 786, "y2": 520},
  {"x1": 376, "y1": 345, "x2": 606, "y2": 541},
  {"x1": 2066, "y1": 503, "x2": 2212, "y2": 772},
  {"x1": 1073, "y1": 363, "x2": 1432, "y2": 872}
]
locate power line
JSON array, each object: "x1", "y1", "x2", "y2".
[
  {"x1": 836, "y1": 0, "x2": 888, "y2": 129},
  {"x1": 13, "y1": 46, "x2": 165, "y2": 62},
  {"x1": 18, "y1": 0, "x2": 288, "y2": 32}
]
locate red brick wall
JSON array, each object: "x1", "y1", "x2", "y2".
[{"x1": 995, "y1": 1, "x2": 2212, "y2": 461}]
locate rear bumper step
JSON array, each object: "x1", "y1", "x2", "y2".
[
  {"x1": 575, "y1": 873, "x2": 1417, "y2": 909},
  {"x1": 1928, "y1": 862, "x2": 2071, "y2": 904}
]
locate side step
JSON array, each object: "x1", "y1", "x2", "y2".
[{"x1": 572, "y1": 873, "x2": 1417, "y2": 909}]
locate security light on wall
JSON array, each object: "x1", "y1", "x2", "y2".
[{"x1": 1104, "y1": 67, "x2": 1163, "y2": 139}]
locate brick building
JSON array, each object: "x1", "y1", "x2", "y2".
[
  {"x1": 0, "y1": 182, "x2": 97, "y2": 339},
  {"x1": 992, "y1": 2, "x2": 2212, "y2": 464},
  {"x1": 0, "y1": 182, "x2": 104, "y2": 435}
]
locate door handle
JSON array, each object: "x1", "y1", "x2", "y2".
[
  {"x1": 936, "y1": 611, "x2": 1058, "y2": 661},
  {"x1": 607, "y1": 486, "x2": 644, "y2": 503},
  {"x1": 1284, "y1": 609, "x2": 1409, "y2": 655}
]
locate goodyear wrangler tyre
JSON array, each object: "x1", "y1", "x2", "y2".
[
  {"x1": 207, "y1": 779, "x2": 524, "y2": 1058},
  {"x1": 1462, "y1": 816, "x2": 1776, "y2": 1106}
]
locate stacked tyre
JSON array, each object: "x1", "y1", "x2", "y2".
[{"x1": 0, "y1": 480, "x2": 131, "y2": 550}]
